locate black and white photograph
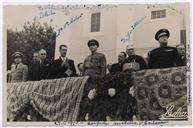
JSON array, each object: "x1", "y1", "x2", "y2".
[{"x1": 1, "y1": 1, "x2": 192, "y2": 127}]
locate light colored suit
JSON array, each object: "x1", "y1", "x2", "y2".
[{"x1": 9, "y1": 63, "x2": 28, "y2": 83}]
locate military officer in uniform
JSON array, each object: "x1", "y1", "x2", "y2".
[
  {"x1": 8, "y1": 52, "x2": 28, "y2": 83},
  {"x1": 83, "y1": 39, "x2": 107, "y2": 77},
  {"x1": 148, "y1": 29, "x2": 183, "y2": 69},
  {"x1": 48, "y1": 45, "x2": 76, "y2": 79}
]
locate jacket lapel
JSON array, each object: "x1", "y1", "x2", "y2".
[
  {"x1": 58, "y1": 57, "x2": 63, "y2": 64},
  {"x1": 17, "y1": 63, "x2": 23, "y2": 69}
]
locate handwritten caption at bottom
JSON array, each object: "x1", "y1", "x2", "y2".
[{"x1": 54, "y1": 120, "x2": 168, "y2": 126}]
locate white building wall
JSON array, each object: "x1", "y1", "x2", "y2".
[
  {"x1": 132, "y1": 4, "x2": 184, "y2": 57},
  {"x1": 66, "y1": 7, "x2": 118, "y2": 68},
  {"x1": 50, "y1": 10, "x2": 73, "y2": 59},
  {"x1": 53, "y1": 4, "x2": 189, "y2": 65},
  {"x1": 116, "y1": 5, "x2": 134, "y2": 58},
  {"x1": 4, "y1": 4, "x2": 190, "y2": 70}
]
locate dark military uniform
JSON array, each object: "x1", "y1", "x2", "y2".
[
  {"x1": 83, "y1": 52, "x2": 106, "y2": 77},
  {"x1": 148, "y1": 29, "x2": 183, "y2": 69},
  {"x1": 148, "y1": 46, "x2": 183, "y2": 69}
]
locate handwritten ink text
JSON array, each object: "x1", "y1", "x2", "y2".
[
  {"x1": 121, "y1": 16, "x2": 146, "y2": 43},
  {"x1": 55, "y1": 13, "x2": 83, "y2": 37}
]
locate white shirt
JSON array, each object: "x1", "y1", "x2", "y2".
[{"x1": 61, "y1": 57, "x2": 67, "y2": 62}]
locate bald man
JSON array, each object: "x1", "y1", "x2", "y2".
[{"x1": 176, "y1": 44, "x2": 186, "y2": 66}]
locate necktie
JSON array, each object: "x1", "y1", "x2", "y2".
[
  {"x1": 63, "y1": 57, "x2": 66, "y2": 62},
  {"x1": 15, "y1": 64, "x2": 18, "y2": 69},
  {"x1": 40, "y1": 60, "x2": 44, "y2": 66}
]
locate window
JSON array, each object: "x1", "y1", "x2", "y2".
[
  {"x1": 91, "y1": 12, "x2": 101, "y2": 32},
  {"x1": 151, "y1": 10, "x2": 166, "y2": 19}
]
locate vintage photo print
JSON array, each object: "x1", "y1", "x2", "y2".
[{"x1": 2, "y1": 1, "x2": 192, "y2": 127}]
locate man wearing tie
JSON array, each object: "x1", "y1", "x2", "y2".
[
  {"x1": 8, "y1": 52, "x2": 28, "y2": 83},
  {"x1": 28, "y1": 49, "x2": 51, "y2": 81},
  {"x1": 48, "y1": 45, "x2": 76, "y2": 79}
]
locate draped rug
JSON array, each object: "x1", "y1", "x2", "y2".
[
  {"x1": 7, "y1": 66, "x2": 188, "y2": 122},
  {"x1": 133, "y1": 66, "x2": 187, "y2": 120},
  {"x1": 7, "y1": 76, "x2": 89, "y2": 122}
]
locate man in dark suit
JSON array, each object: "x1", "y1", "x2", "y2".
[
  {"x1": 109, "y1": 52, "x2": 127, "y2": 73},
  {"x1": 148, "y1": 29, "x2": 183, "y2": 69},
  {"x1": 48, "y1": 45, "x2": 76, "y2": 79},
  {"x1": 28, "y1": 52, "x2": 40, "y2": 81},
  {"x1": 28, "y1": 49, "x2": 51, "y2": 81},
  {"x1": 176, "y1": 44, "x2": 186, "y2": 66}
]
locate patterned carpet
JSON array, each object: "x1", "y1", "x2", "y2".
[
  {"x1": 133, "y1": 66, "x2": 187, "y2": 120},
  {"x1": 7, "y1": 66, "x2": 188, "y2": 121},
  {"x1": 7, "y1": 76, "x2": 89, "y2": 121}
]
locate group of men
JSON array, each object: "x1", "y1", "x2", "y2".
[
  {"x1": 109, "y1": 29, "x2": 186, "y2": 73},
  {"x1": 8, "y1": 28, "x2": 186, "y2": 83}
]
